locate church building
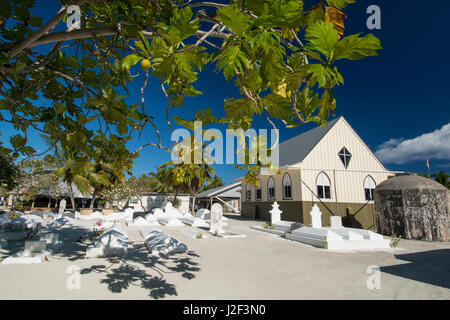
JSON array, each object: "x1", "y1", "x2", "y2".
[{"x1": 239, "y1": 116, "x2": 394, "y2": 230}]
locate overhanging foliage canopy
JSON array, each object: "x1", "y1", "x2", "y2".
[{"x1": 0, "y1": 0, "x2": 381, "y2": 180}]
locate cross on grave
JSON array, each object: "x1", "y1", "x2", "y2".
[
  {"x1": 270, "y1": 202, "x2": 282, "y2": 225},
  {"x1": 310, "y1": 204, "x2": 322, "y2": 228}
]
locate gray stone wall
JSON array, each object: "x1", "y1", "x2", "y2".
[{"x1": 374, "y1": 189, "x2": 449, "y2": 242}]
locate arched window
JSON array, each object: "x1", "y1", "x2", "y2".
[
  {"x1": 267, "y1": 177, "x2": 275, "y2": 200},
  {"x1": 364, "y1": 176, "x2": 376, "y2": 201},
  {"x1": 282, "y1": 173, "x2": 292, "y2": 200},
  {"x1": 255, "y1": 179, "x2": 262, "y2": 201},
  {"x1": 316, "y1": 172, "x2": 331, "y2": 200},
  {"x1": 246, "y1": 183, "x2": 251, "y2": 201}
]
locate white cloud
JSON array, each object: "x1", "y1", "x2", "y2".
[{"x1": 375, "y1": 123, "x2": 450, "y2": 164}]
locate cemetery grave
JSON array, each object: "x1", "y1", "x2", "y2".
[
  {"x1": 140, "y1": 227, "x2": 188, "y2": 256},
  {"x1": 285, "y1": 204, "x2": 391, "y2": 250},
  {"x1": 85, "y1": 228, "x2": 129, "y2": 258},
  {"x1": 208, "y1": 204, "x2": 246, "y2": 238}
]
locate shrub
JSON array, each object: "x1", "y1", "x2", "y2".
[
  {"x1": 93, "y1": 227, "x2": 106, "y2": 237},
  {"x1": 390, "y1": 234, "x2": 401, "y2": 248}
]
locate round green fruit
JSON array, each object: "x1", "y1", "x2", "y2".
[{"x1": 140, "y1": 59, "x2": 151, "y2": 71}]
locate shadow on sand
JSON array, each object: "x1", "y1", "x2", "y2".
[
  {"x1": 0, "y1": 221, "x2": 201, "y2": 299},
  {"x1": 380, "y1": 248, "x2": 450, "y2": 289},
  {"x1": 79, "y1": 243, "x2": 200, "y2": 299}
]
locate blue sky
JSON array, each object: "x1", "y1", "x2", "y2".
[{"x1": 1, "y1": 0, "x2": 449, "y2": 183}]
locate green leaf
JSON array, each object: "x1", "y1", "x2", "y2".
[
  {"x1": 308, "y1": 64, "x2": 343, "y2": 88},
  {"x1": 326, "y1": 0, "x2": 356, "y2": 10},
  {"x1": 120, "y1": 53, "x2": 142, "y2": 70},
  {"x1": 333, "y1": 33, "x2": 382, "y2": 62},
  {"x1": 214, "y1": 45, "x2": 250, "y2": 81},
  {"x1": 216, "y1": 5, "x2": 251, "y2": 37},
  {"x1": 10, "y1": 134, "x2": 26, "y2": 150},
  {"x1": 305, "y1": 21, "x2": 339, "y2": 62},
  {"x1": 263, "y1": 94, "x2": 292, "y2": 119}
]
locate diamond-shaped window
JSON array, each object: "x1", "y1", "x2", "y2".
[{"x1": 338, "y1": 147, "x2": 352, "y2": 169}]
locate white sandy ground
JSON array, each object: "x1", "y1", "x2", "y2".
[{"x1": 0, "y1": 215, "x2": 449, "y2": 300}]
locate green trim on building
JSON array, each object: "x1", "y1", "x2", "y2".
[{"x1": 242, "y1": 201, "x2": 376, "y2": 230}]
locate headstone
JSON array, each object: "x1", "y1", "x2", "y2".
[
  {"x1": 152, "y1": 208, "x2": 164, "y2": 217},
  {"x1": 310, "y1": 204, "x2": 322, "y2": 228},
  {"x1": 124, "y1": 207, "x2": 134, "y2": 221},
  {"x1": 209, "y1": 203, "x2": 225, "y2": 235},
  {"x1": 164, "y1": 202, "x2": 180, "y2": 217},
  {"x1": 24, "y1": 241, "x2": 47, "y2": 257},
  {"x1": 330, "y1": 216, "x2": 343, "y2": 228},
  {"x1": 270, "y1": 202, "x2": 282, "y2": 225},
  {"x1": 40, "y1": 232, "x2": 59, "y2": 245},
  {"x1": 58, "y1": 199, "x2": 66, "y2": 214}
]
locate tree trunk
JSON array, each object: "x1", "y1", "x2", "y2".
[
  {"x1": 191, "y1": 194, "x2": 196, "y2": 214},
  {"x1": 67, "y1": 181, "x2": 76, "y2": 212},
  {"x1": 89, "y1": 189, "x2": 97, "y2": 209},
  {"x1": 173, "y1": 190, "x2": 178, "y2": 206}
]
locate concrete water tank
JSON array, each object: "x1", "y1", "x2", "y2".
[{"x1": 374, "y1": 174, "x2": 449, "y2": 241}]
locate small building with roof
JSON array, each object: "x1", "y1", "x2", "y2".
[{"x1": 196, "y1": 182, "x2": 241, "y2": 213}]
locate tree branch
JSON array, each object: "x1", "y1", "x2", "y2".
[{"x1": 8, "y1": 0, "x2": 94, "y2": 59}]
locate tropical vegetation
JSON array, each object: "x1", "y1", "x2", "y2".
[{"x1": 0, "y1": 0, "x2": 382, "y2": 185}]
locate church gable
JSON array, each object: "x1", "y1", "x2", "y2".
[{"x1": 300, "y1": 118, "x2": 389, "y2": 172}]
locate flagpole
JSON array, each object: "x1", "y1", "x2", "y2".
[{"x1": 427, "y1": 156, "x2": 431, "y2": 177}]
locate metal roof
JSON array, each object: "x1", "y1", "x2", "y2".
[
  {"x1": 278, "y1": 116, "x2": 342, "y2": 167},
  {"x1": 196, "y1": 182, "x2": 242, "y2": 199}
]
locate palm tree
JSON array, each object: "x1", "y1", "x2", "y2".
[
  {"x1": 432, "y1": 171, "x2": 450, "y2": 189},
  {"x1": 52, "y1": 145, "x2": 91, "y2": 211},
  {"x1": 85, "y1": 161, "x2": 111, "y2": 209},
  {"x1": 149, "y1": 166, "x2": 175, "y2": 193},
  {"x1": 201, "y1": 174, "x2": 225, "y2": 192},
  {"x1": 177, "y1": 163, "x2": 213, "y2": 213}
]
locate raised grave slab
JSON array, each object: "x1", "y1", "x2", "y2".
[
  {"x1": 2, "y1": 240, "x2": 51, "y2": 264},
  {"x1": 273, "y1": 221, "x2": 303, "y2": 232},
  {"x1": 250, "y1": 226, "x2": 285, "y2": 236},
  {"x1": 331, "y1": 227, "x2": 385, "y2": 240},
  {"x1": 85, "y1": 228, "x2": 128, "y2": 258},
  {"x1": 286, "y1": 227, "x2": 391, "y2": 250},
  {"x1": 286, "y1": 227, "x2": 343, "y2": 249},
  {"x1": 1, "y1": 250, "x2": 53, "y2": 264},
  {"x1": 126, "y1": 216, "x2": 160, "y2": 227},
  {"x1": 48, "y1": 216, "x2": 76, "y2": 228},
  {"x1": 159, "y1": 217, "x2": 184, "y2": 227},
  {"x1": 140, "y1": 227, "x2": 187, "y2": 256},
  {"x1": 183, "y1": 216, "x2": 209, "y2": 228},
  {"x1": 180, "y1": 228, "x2": 208, "y2": 239}
]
